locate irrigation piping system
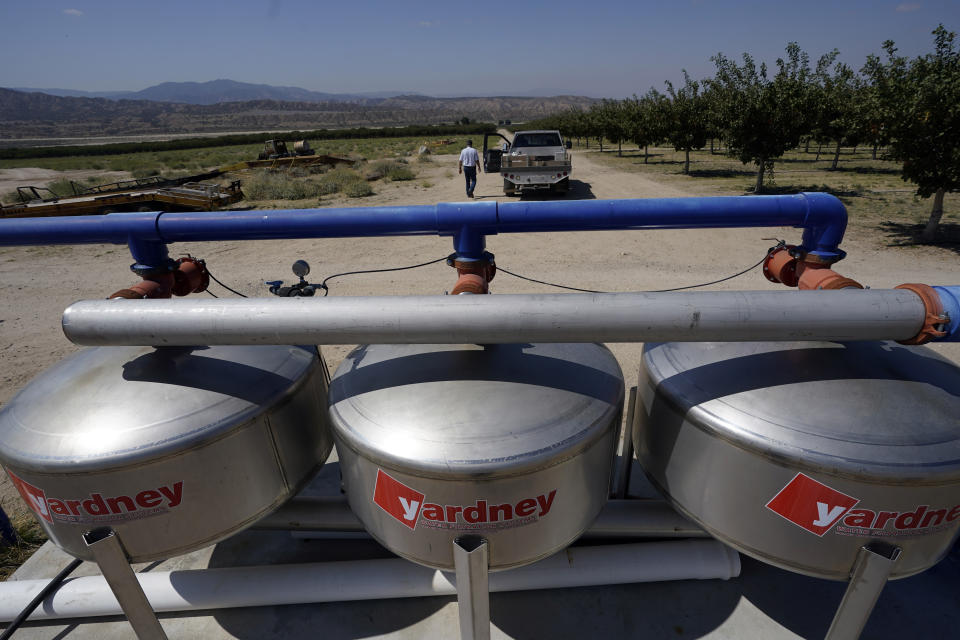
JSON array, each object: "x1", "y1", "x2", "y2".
[{"x1": 0, "y1": 193, "x2": 847, "y2": 266}]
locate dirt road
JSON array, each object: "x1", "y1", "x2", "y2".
[{"x1": 0, "y1": 150, "x2": 956, "y2": 519}]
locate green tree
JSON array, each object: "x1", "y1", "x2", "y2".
[
  {"x1": 626, "y1": 90, "x2": 667, "y2": 163},
  {"x1": 709, "y1": 43, "x2": 817, "y2": 192},
  {"x1": 811, "y1": 52, "x2": 862, "y2": 169},
  {"x1": 854, "y1": 78, "x2": 890, "y2": 160},
  {"x1": 663, "y1": 71, "x2": 710, "y2": 174},
  {"x1": 865, "y1": 25, "x2": 960, "y2": 241},
  {"x1": 595, "y1": 99, "x2": 630, "y2": 155}
]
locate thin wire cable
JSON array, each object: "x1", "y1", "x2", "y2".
[
  {"x1": 320, "y1": 256, "x2": 449, "y2": 296},
  {"x1": 495, "y1": 268, "x2": 602, "y2": 293},
  {"x1": 497, "y1": 241, "x2": 785, "y2": 294},
  {"x1": 645, "y1": 254, "x2": 770, "y2": 292},
  {"x1": 206, "y1": 268, "x2": 249, "y2": 298},
  {"x1": 206, "y1": 289, "x2": 219, "y2": 298}
]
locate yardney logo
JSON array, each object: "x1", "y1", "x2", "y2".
[
  {"x1": 372, "y1": 469, "x2": 557, "y2": 532},
  {"x1": 7, "y1": 470, "x2": 184, "y2": 525},
  {"x1": 766, "y1": 472, "x2": 960, "y2": 538}
]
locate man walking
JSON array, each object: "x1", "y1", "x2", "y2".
[{"x1": 458, "y1": 140, "x2": 481, "y2": 198}]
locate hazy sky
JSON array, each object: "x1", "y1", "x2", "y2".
[{"x1": 2, "y1": 1, "x2": 957, "y2": 98}]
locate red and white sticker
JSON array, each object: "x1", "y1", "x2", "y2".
[
  {"x1": 8, "y1": 470, "x2": 52, "y2": 523},
  {"x1": 766, "y1": 473, "x2": 960, "y2": 538},
  {"x1": 372, "y1": 468, "x2": 557, "y2": 532},
  {"x1": 765, "y1": 472, "x2": 859, "y2": 536},
  {"x1": 5, "y1": 469, "x2": 184, "y2": 524},
  {"x1": 373, "y1": 469, "x2": 425, "y2": 530}
]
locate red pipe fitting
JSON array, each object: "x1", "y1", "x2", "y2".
[
  {"x1": 449, "y1": 255, "x2": 496, "y2": 295},
  {"x1": 895, "y1": 283, "x2": 947, "y2": 345},
  {"x1": 172, "y1": 257, "x2": 210, "y2": 297},
  {"x1": 451, "y1": 273, "x2": 489, "y2": 295},
  {"x1": 109, "y1": 273, "x2": 175, "y2": 299},
  {"x1": 109, "y1": 256, "x2": 209, "y2": 300},
  {"x1": 762, "y1": 245, "x2": 799, "y2": 287},
  {"x1": 796, "y1": 264, "x2": 863, "y2": 291}
]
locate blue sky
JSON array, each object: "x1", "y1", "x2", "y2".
[{"x1": 1, "y1": 1, "x2": 957, "y2": 98}]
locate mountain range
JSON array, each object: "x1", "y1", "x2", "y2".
[
  {"x1": 0, "y1": 85, "x2": 596, "y2": 142},
  {"x1": 9, "y1": 79, "x2": 569, "y2": 105}
]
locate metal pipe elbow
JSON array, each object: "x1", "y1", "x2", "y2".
[{"x1": 797, "y1": 192, "x2": 848, "y2": 263}]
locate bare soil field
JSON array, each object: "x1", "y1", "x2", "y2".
[{"x1": 1, "y1": 150, "x2": 957, "y2": 524}]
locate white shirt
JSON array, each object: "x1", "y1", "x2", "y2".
[{"x1": 459, "y1": 147, "x2": 480, "y2": 167}]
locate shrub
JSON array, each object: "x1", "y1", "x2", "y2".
[
  {"x1": 45, "y1": 178, "x2": 79, "y2": 197},
  {"x1": 363, "y1": 159, "x2": 395, "y2": 181},
  {"x1": 386, "y1": 165, "x2": 416, "y2": 181},
  {"x1": 245, "y1": 170, "x2": 322, "y2": 200},
  {"x1": 317, "y1": 167, "x2": 365, "y2": 193},
  {"x1": 344, "y1": 181, "x2": 374, "y2": 197}
]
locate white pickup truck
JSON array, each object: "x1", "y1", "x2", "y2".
[{"x1": 483, "y1": 130, "x2": 572, "y2": 196}]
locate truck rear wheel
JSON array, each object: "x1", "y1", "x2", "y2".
[
  {"x1": 503, "y1": 179, "x2": 518, "y2": 196},
  {"x1": 553, "y1": 178, "x2": 570, "y2": 196}
]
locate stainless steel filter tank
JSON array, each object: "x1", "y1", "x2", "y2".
[
  {"x1": 0, "y1": 345, "x2": 333, "y2": 562},
  {"x1": 633, "y1": 341, "x2": 960, "y2": 580},
  {"x1": 329, "y1": 343, "x2": 624, "y2": 571}
]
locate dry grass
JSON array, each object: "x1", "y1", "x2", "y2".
[{"x1": 0, "y1": 515, "x2": 46, "y2": 581}]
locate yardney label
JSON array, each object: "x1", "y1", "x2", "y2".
[
  {"x1": 7, "y1": 470, "x2": 184, "y2": 524},
  {"x1": 766, "y1": 472, "x2": 960, "y2": 538},
  {"x1": 372, "y1": 469, "x2": 557, "y2": 532}
]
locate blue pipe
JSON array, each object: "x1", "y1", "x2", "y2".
[
  {"x1": 0, "y1": 193, "x2": 843, "y2": 257},
  {"x1": 497, "y1": 192, "x2": 847, "y2": 262}
]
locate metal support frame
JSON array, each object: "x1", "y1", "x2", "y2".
[
  {"x1": 611, "y1": 386, "x2": 637, "y2": 499},
  {"x1": 824, "y1": 542, "x2": 902, "y2": 640},
  {"x1": 453, "y1": 536, "x2": 491, "y2": 640},
  {"x1": 83, "y1": 527, "x2": 167, "y2": 640}
]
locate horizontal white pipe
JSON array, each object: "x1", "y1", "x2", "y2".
[
  {"x1": 1, "y1": 540, "x2": 739, "y2": 622},
  {"x1": 252, "y1": 497, "x2": 709, "y2": 538},
  {"x1": 61, "y1": 290, "x2": 926, "y2": 346}
]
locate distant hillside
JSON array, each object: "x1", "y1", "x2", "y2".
[
  {"x1": 13, "y1": 87, "x2": 135, "y2": 99},
  {"x1": 0, "y1": 88, "x2": 596, "y2": 140},
  {"x1": 127, "y1": 79, "x2": 371, "y2": 104},
  {"x1": 9, "y1": 79, "x2": 592, "y2": 106},
  {"x1": 11, "y1": 80, "x2": 397, "y2": 105}
]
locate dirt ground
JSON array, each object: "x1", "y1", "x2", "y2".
[{"x1": 1, "y1": 150, "x2": 957, "y2": 520}]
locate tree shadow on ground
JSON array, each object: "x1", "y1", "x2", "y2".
[
  {"x1": 880, "y1": 221, "x2": 960, "y2": 257},
  {"x1": 777, "y1": 156, "x2": 825, "y2": 164},
  {"x1": 688, "y1": 168, "x2": 755, "y2": 179},
  {"x1": 827, "y1": 165, "x2": 902, "y2": 175},
  {"x1": 755, "y1": 184, "x2": 862, "y2": 197}
]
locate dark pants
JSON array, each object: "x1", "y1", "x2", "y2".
[{"x1": 463, "y1": 166, "x2": 477, "y2": 196}]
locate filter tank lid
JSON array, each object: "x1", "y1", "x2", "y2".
[
  {"x1": 641, "y1": 341, "x2": 960, "y2": 482},
  {"x1": 328, "y1": 343, "x2": 624, "y2": 478},
  {"x1": 0, "y1": 345, "x2": 317, "y2": 473}
]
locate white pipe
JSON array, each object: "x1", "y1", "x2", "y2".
[
  {"x1": 61, "y1": 289, "x2": 927, "y2": 346},
  {"x1": 0, "y1": 540, "x2": 739, "y2": 622}
]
